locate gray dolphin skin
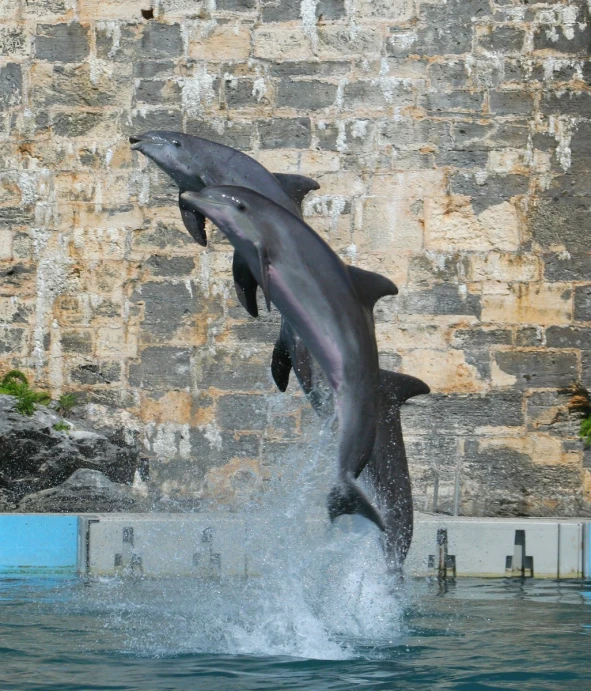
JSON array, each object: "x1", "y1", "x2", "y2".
[
  {"x1": 180, "y1": 185, "x2": 386, "y2": 531},
  {"x1": 363, "y1": 372, "x2": 430, "y2": 570}
]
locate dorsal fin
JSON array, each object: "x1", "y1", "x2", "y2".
[
  {"x1": 347, "y1": 266, "x2": 398, "y2": 312},
  {"x1": 378, "y1": 370, "x2": 430, "y2": 406},
  {"x1": 232, "y1": 252, "x2": 258, "y2": 318},
  {"x1": 273, "y1": 173, "x2": 320, "y2": 209}
]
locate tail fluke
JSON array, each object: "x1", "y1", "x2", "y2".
[{"x1": 327, "y1": 479, "x2": 386, "y2": 531}]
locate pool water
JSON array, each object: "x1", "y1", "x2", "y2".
[{"x1": 2, "y1": 576, "x2": 591, "y2": 691}]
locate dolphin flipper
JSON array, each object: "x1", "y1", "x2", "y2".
[
  {"x1": 327, "y1": 479, "x2": 385, "y2": 531},
  {"x1": 232, "y1": 252, "x2": 259, "y2": 318},
  {"x1": 347, "y1": 266, "x2": 398, "y2": 311},
  {"x1": 179, "y1": 192, "x2": 208, "y2": 246},
  {"x1": 271, "y1": 324, "x2": 292, "y2": 392},
  {"x1": 273, "y1": 173, "x2": 320, "y2": 209}
]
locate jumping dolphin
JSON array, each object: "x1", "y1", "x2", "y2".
[
  {"x1": 180, "y1": 185, "x2": 387, "y2": 531},
  {"x1": 363, "y1": 372, "x2": 430, "y2": 570}
]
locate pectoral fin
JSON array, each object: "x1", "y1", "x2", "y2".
[
  {"x1": 271, "y1": 323, "x2": 292, "y2": 392},
  {"x1": 347, "y1": 266, "x2": 398, "y2": 312},
  {"x1": 255, "y1": 241, "x2": 271, "y2": 311},
  {"x1": 179, "y1": 192, "x2": 207, "y2": 246},
  {"x1": 232, "y1": 252, "x2": 259, "y2": 318},
  {"x1": 273, "y1": 173, "x2": 320, "y2": 210}
]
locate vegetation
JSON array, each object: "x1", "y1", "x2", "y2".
[
  {"x1": 56, "y1": 393, "x2": 77, "y2": 417},
  {"x1": 566, "y1": 383, "x2": 591, "y2": 447},
  {"x1": 0, "y1": 370, "x2": 52, "y2": 416},
  {"x1": 52, "y1": 421, "x2": 70, "y2": 433}
]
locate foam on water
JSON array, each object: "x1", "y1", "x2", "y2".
[{"x1": 73, "y1": 414, "x2": 405, "y2": 661}]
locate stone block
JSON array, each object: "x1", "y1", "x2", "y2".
[
  {"x1": 133, "y1": 281, "x2": 198, "y2": 339},
  {"x1": 129, "y1": 346, "x2": 192, "y2": 390},
  {"x1": 35, "y1": 23, "x2": 89, "y2": 62},
  {"x1": 399, "y1": 285, "x2": 481, "y2": 318},
  {"x1": 70, "y1": 362, "x2": 121, "y2": 385},
  {"x1": 276, "y1": 80, "x2": 337, "y2": 110},
  {"x1": 270, "y1": 61, "x2": 350, "y2": 78},
  {"x1": 425, "y1": 91, "x2": 483, "y2": 114},
  {"x1": 189, "y1": 26, "x2": 251, "y2": 60},
  {"x1": 360, "y1": 196, "x2": 423, "y2": 254},
  {"x1": 428, "y1": 60, "x2": 468, "y2": 90},
  {"x1": 450, "y1": 173, "x2": 529, "y2": 213},
  {"x1": 135, "y1": 79, "x2": 181, "y2": 106},
  {"x1": 79, "y1": 0, "x2": 148, "y2": 19},
  {"x1": 452, "y1": 328, "x2": 512, "y2": 349},
  {"x1": 0, "y1": 63, "x2": 21, "y2": 109},
  {"x1": 541, "y1": 90, "x2": 591, "y2": 118},
  {"x1": 529, "y1": 197, "x2": 591, "y2": 253},
  {"x1": 0, "y1": 327, "x2": 25, "y2": 355},
  {"x1": 130, "y1": 108, "x2": 183, "y2": 133},
  {"x1": 478, "y1": 26, "x2": 525, "y2": 53},
  {"x1": 139, "y1": 22, "x2": 182, "y2": 58},
  {"x1": 494, "y1": 351, "x2": 578, "y2": 389},
  {"x1": 0, "y1": 24, "x2": 28, "y2": 57},
  {"x1": 61, "y1": 329, "x2": 93, "y2": 355},
  {"x1": 52, "y1": 111, "x2": 119, "y2": 138},
  {"x1": 316, "y1": 27, "x2": 383, "y2": 59},
  {"x1": 261, "y1": 0, "x2": 300, "y2": 22},
  {"x1": 185, "y1": 119, "x2": 252, "y2": 150},
  {"x1": 144, "y1": 256, "x2": 195, "y2": 278},
  {"x1": 482, "y1": 284, "x2": 572, "y2": 326},
  {"x1": 468, "y1": 252, "x2": 541, "y2": 283},
  {"x1": 546, "y1": 326, "x2": 591, "y2": 349},
  {"x1": 258, "y1": 117, "x2": 311, "y2": 149},
  {"x1": 488, "y1": 90, "x2": 534, "y2": 116},
  {"x1": 344, "y1": 80, "x2": 414, "y2": 110},
  {"x1": 217, "y1": 394, "x2": 267, "y2": 431},
  {"x1": 254, "y1": 28, "x2": 312, "y2": 60},
  {"x1": 217, "y1": 0, "x2": 256, "y2": 9},
  {"x1": 534, "y1": 20, "x2": 591, "y2": 55},
  {"x1": 134, "y1": 60, "x2": 176, "y2": 80},
  {"x1": 574, "y1": 286, "x2": 591, "y2": 322}
]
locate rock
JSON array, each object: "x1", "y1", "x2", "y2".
[
  {"x1": 0, "y1": 394, "x2": 140, "y2": 504},
  {"x1": 17, "y1": 469, "x2": 139, "y2": 513}
]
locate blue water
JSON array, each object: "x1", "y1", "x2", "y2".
[{"x1": 2, "y1": 576, "x2": 591, "y2": 690}]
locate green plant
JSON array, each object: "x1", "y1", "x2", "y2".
[
  {"x1": 56, "y1": 393, "x2": 77, "y2": 416},
  {"x1": 53, "y1": 421, "x2": 70, "y2": 433},
  {"x1": 0, "y1": 370, "x2": 52, "y2": 416}
]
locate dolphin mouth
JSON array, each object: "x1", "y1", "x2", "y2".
[
  {"x1": 181, "y1": 191, "x2": 227, "y2": 213},
  {"x1": 129, "y1": 134, "x2": 164, "y2": 151}
]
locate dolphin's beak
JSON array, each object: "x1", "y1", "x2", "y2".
[
  {"x1": 181, "y1": 191, "x2": 226, "y2": 215},
  {"x1": 129, "y1": 135, "x2": 145, "y2": 151}
]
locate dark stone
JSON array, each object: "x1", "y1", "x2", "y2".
[
  {"x1": 436, "y1": 149, "x2": 489, "y2": 168},
  {"x1": 217, "y1": 0, "x2": 256, "y2": 9},
  {"x1": 71, "y1": 363, "x2": 121, "y2": 386},
  {"x1": 488, "y1": 90, "x2": 534, "y2": 116},
  {"x1": 569, "y1": 121, "x2": 591, "y2": 174},
  {"x1": 198, "y1": 351, "x2": 272, "y2": 392},
  {"x1": 35, "y1": 23, "x2": 89, "y2": 62},
  {"x1": 277, "y1": 80, "x2": 338, "y2": 110},
  {"x1": 546, "y1": 326, "x2": 591, "y2": 349},
  {"x1": 52, "y1": 111, "x2": 111, "y2": 137},
  {"x1": 317, "y1": 0, "x2": 346, "y2": 20},
  {"x1": 478, "y1": 26, "x2": 525, "y2": 53},
  {"x1": 429, "y1": 61, "x2": 468, "y2": 90},
  {"x1": 262, "y1": 0, "x2": 300, "y2": 22},
  {"x1": 130, "y1": 108, "x2": 183, "y2": 133},
  {"x1": 461, "y1": 439, "x2": 581, "y2": 517},
  {"x1": 0, "y1": 63, "x2": 21, "y2": 108},
  {"x1": 18, "y1": 469, "x2": 138, "y2": 512},
  {"x1": 425, "y1": 91, "x2": 483, "y2": 114},
  {"x1": 133, "y1": 281, "x2": 198, "y2": 338},
  {"x1": 452, "y1": 328, "x2": 512, "y2": 349},
  {"x1": 0, "y1": 395, "x2": 139, "y2": 503},
  {"x1": 129, "y1": 346, "x2": 192, "y2": 390},
  {"x1": 225, "y1": 79, "x2": 260, "y2": 108},
  {"x1": 540, "y1": 174, "x2": 591, "y2": 198},
  {"x1": 494, "y1": 351, "x2": 578, "y2": 388},
  {"x1": 380, "y1": 118, "x2": 452, "y2": 150},
  {"x1": 139, "y1": 22, "x2": 182, "y2": 58},
  {"x1": 411, "y1": 1, "x2": 487, "y2": 56},
  {"x1": 402, "y1": 391, "x2": 524, "y2": 436},
  {"x1": 189, "y1": 428, "x2": 261, "y2": 464},
  {"x1": 490, "y1": 122, "x2": 529, "y2": 149},
  {"x1": 534, "y1": 21, "x2": 591, "y2": 55},
  {"x1": 574, "y1": 286, "x2": 591, "y2": 322},
  {"x1": 529, "y1": 198, "x2": 591, "y2": 253},
  {"x1": 258, "y1": 117, "x2": 311, "y2": 148},
  {"x1": 217, "y1": 394, "x2": 268, "y2": 430},
  {"x1": 134, "y1": 60, "x2": 175, "y2": 79},
  {"x1": 0, "y1": 327, "x2": 25, "y2": 355},
  {"x1": 392, "y1": 284, "x2": 481, "y2": 318},
  {"x1": 133, "y1": 221, "x2": 193, "y2": 250},
  {"x1": 185, "y1": 120, "x2": 252, "y2": 150},
  {"x1": 61, "y1": 330, "x2": 93, "y2": 355},
  {"x1": 407, "y1": 252, "x2": 470, "y2": 286},
  {"x1": 450, "y1": 172, "x2": 529, "y2": 213},
  {"x1": 541, "y1": 90, "x2": 591, "y2": 118},
  {"x1": 269, "y1": 61, "x2": 350, "y2": 77},
  {"x1": 452, "y1": 120, "x2": 493, "y2": 149},
  {"x1": 31, "y1": 63, "x2": 126, "y2": 109},
  {"x1": 135, "y1": 79, "x2": 181, "y2": 105},
  {"x1": 144, "y1": 255, "x2": 195, "y2": 277},
  {"x1": 515, "y1": 327, "x2": 544, "y2": 347},
  {"x1": 345, "y1": 80, "x2": 413, "y2": 109},
  {"x1": 96, "y1": 22, "x2": 136, "y2": 62}
]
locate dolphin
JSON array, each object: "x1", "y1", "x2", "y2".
[
  {"x1": 363, "y1": 372, "x2": 430, "y2": 570},
  {"x1": 180, "y1": 185, "x2": 387, "y2": 531}
]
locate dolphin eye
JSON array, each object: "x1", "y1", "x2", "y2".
[
  {"x1": 172, "y1": 139, "x2": 181, "y2": 147},
  {"x1": 237, "y1": 203, "x2": 246, "y2": 211}
]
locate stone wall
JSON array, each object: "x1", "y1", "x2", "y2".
[{"x1": 1, "y1": 0, "x2": 590, "y2": 515}]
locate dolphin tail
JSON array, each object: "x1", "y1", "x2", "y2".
[
  {"x1": 327, "y1": 479, "x2": 386, "y2": 531},
  {"x1": 179, "y1": 192, "x2": 207, "y2": 246}
]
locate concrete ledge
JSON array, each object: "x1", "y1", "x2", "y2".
[{"x1": 1, "y1": 513, "x2": 590, "y2": 579}]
